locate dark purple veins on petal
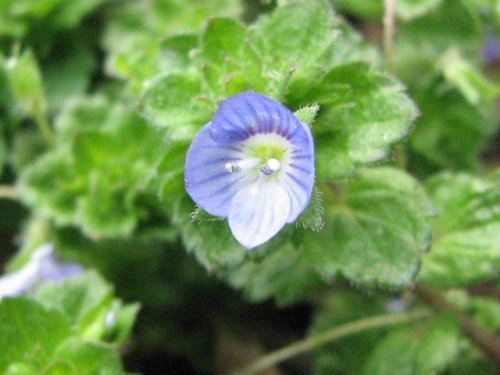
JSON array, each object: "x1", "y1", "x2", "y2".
[{"x1": 210, "y1": 91, "x2": 300, "y2": 144}]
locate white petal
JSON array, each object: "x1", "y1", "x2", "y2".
[
  {"x1": 228, "y1": 181, "x2": 291, "y2": 249},
  {"x1": 0, "y1": 263, "x2": 38, "y2": 299}
]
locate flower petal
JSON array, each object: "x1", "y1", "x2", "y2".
[
  {"x1": 210, "y1": 91, "x2": 300, "y2": 144},
  {"x1": 228, "y1": 181, "x2": 291, "y2": 249},
  {"x1": 0, "y1": 263, "x2": 38, "y2": 298},
  {"x1": 281, "y1": 121, "x2": 315, "y2": 222},
  {"x1": 185, "y1": 122, "x2": 250, "y2": 217}
]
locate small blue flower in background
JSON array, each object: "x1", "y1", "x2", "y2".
[
  {"x1": 482, "y1": 33, "x2": 500, "y2": 64},
  {"x1": 185, "y1": 92, "x2": 315, "y2": 249},
  {"x1": 0, "y1": 243, "x2": 82, "y2": 299}
]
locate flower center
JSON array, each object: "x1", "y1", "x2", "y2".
[
  {"x1": 224, "y1": 134, "x2": 289, "y2": 178},
  {"x1": 259, "y1": 158, "x2": 281, "y2": 175},
  {"x1": 249, "y1": 143, "x2": 286, "y2": 162},
  {"x1": 225, "y1": 157, "x2": 281, "y2": 176}
]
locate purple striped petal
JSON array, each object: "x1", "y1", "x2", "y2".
[
  {"x1": 210, "y1": 92, "x2": 300, "y2": 144},
  {"x1": 185, "y1": 123, "x2": 251, "y2": 217},
  {"x1": 228, "y1": 181, "x2": 291, "y2": 249},
  {"x1": 281, "y1": 120, "x2": 315, "y2": 222}
]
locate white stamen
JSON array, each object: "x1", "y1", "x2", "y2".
[
  {"x1": 238, "y1": 158, "x2": 260, "y2": 169},
  {"x1": 225, "y1": 158, "x2": 259, "y2": 173},
  {"x1": 259, "y1": 158, "x2": 282, "y2": 175},
  {"x1": 267, "y1": 158, "x2": 281, "y2": 172},
  {"x1": 225, "y1": 162, "x2": 240, "y2": 173}
]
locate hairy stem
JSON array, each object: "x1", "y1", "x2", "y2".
[
  {"x1": 233, "y1": 311, "x2": 430, "y2": 375},
  {"x1": 415, "y1": 283, "x2": 500, "y2": 364}
]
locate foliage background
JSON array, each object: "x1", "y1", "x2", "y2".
[{"x1": 0, "y1": 0, "x2": 498, "y2": 374}]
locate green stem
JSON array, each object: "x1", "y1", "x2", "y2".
[
  {"x1": 415, "y1": 283, "x2": 500, "y2": 365},
  {"x1": 233, "y1": 311, "x2": 430, "y2": 375},
  {"x1": 0, "y1": 185, "x2": 19, "y2": 200}
]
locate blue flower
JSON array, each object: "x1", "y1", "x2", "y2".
[
  {"x1": 185, "y1": 92, "x2": 315, "y2": 249},
  {"x1": 0, "y1": 243, "x2": 83, "y2": 299},
  {"x1": 482, "y1": 33, "x2": 500, "y2": 64}
]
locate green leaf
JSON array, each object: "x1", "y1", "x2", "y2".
[
  {"x1": 393, "y1": 0, "x2": 482, "y2": 86},
  {"x1": 20, "y1": 152, "x2": 81, "y2": 225},
  {"x1": 331, "y1": 0, "x2": 443, "y2": 20},
  {"x1": 439, "y1": 48, "x2": 500, "y2": 106},
  {"x1": 419, "y1": 172, "x2": 500, "y2": 287},
  {"x1": 0, "y1": 298, "x2": 72, "y2": 373},
  {"x1": 358, "y1": 320, "x2": 420, "y2": 375},
  {"x1": 75, "y1": 171, "x2": 140, "y2": 238},
  {"x1": 310, "y1": 291, "x2": 386, "y2": 375},
  {"x1": 54, "y1": 94, "x2": 111, "y2": 143},
  {"x1": 173, "y1": 198, "x2": 246, "y2": 270},
  {"x1": 260, "y1": 1, "x2": 338, "y2": 97},
  {"x1": 225, "y1": 241, "x2": 323, "y2": 305},
  {"x1": 445, "y1": 293, "x2": 500, "y2": 375},
  {"x1": 293, "y1": 104, "x2": 319, "y2": 126},
  {"x1": 50, "y1": 0, "x2": 111, "y2": 29},
  {"x1": 20, "y1": 95, "x2": 164, "y2": 238},
  {"x1": 140, "y1": 72, "x2": 211, "y2": 140},
  {"x1": 0, "y1": 0, "x2": 60, "y2": 37},
  {"x1": 414, "y1": 314, "x2": 462, "y2": 374},
  {"x1": 104, "y1": 302, "x2": 140, "y2": 345},
  {"x1": 157, "y1": 141, "x2": 190, "y2": 198},
  {"x1": 396, "y1": 0, "x2": 445, "y2": 20},
  {"x1": 43, "y1": 43, "x2": 97, "y2": 112},
  {"x1": 467, "y1": 297, "x2": 500, "y2": 332},
  {"x1": 4, "y1": 49, "x2": 47, "y2": 119},
  {"x1": 302, "y1": 167, "x2": 432, "y2": 287},
  {"x1": 409, "y1": 80, "x2": 497, "y2": 171},
  {"x1": 52, "y1": 339, "x2": 124, "y2": 374},
  {"x1": 257, "y1": 0, "x2": 334, "y2": 83},
  {"x1": 5, "y1": 363, "x2": 37, "y2": 375},
  {"x1": 103, "y1": 0, "x2": 240, "y2": 91},
  {"x1": 329, "y1": 0, "x2": 384, "y2": 19},
  {"x1": 317, "y1": 18, "x2": 381, "y2": 68},
  {"x1": 288, "y1": 63, "x2": 418, "y2": 178},
  {"x1": 10, "y1": 128, "x2": 48, "y2": 173},
  {"x1": 159, "y1": 34, "x2": 198, "y2": 73},
  {"x1": 188, "y1": 1, "x2": 338, "y2": 99},
  {"x1": 362, "y1": 313, "x2": 461, "y2": 375},
  {"x1": 199, "y1": 17, "x2": 265, "y2": 96},
  {"x1": 201, "y1": 18, "x2": 246, "y2": 66},
  {"x1": 296, "y1": 186, "x2": 325, "y2": 231},
  {"x1": 34, "y1": 271, "x2": 139, "y2": 345},
  {"x1": 35, "y1": 271, "x2": 112, "y2": 332}
]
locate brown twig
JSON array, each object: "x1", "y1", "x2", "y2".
[{"x1": 383, "y1": 0, "x2": 396, "y2": 74}]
